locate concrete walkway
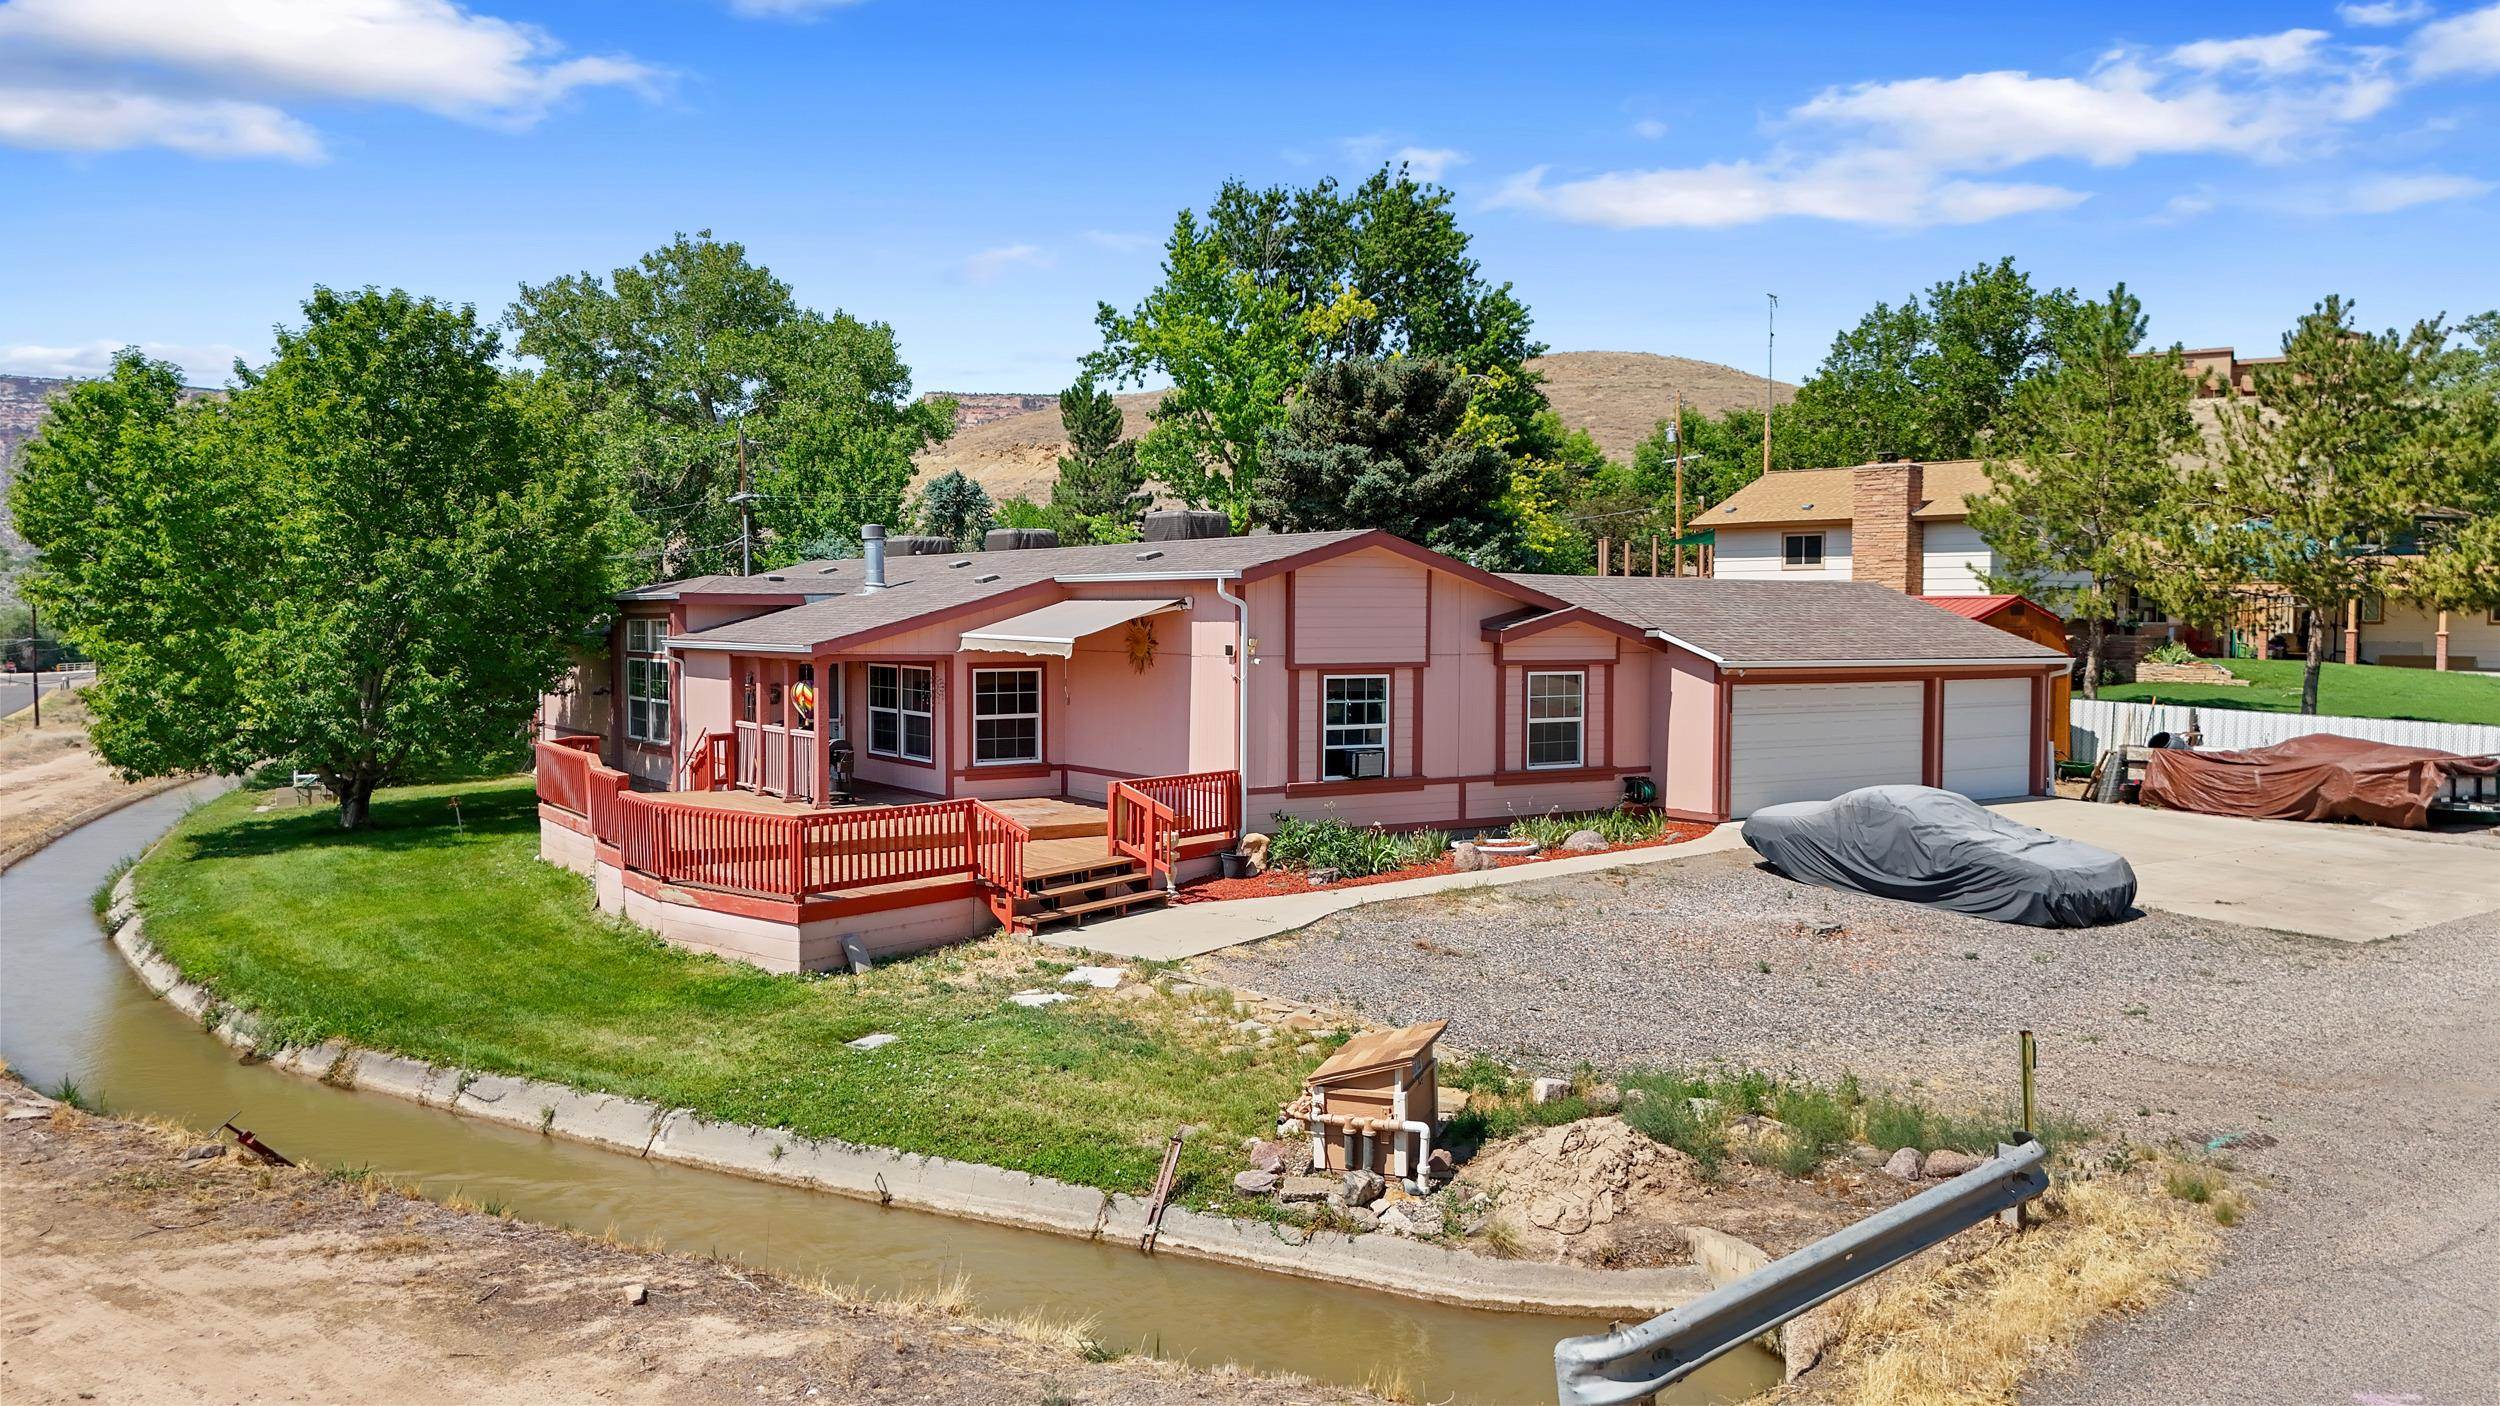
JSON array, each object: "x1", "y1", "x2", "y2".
[{"x1": 1037, "y1": 826, "x2": 1752, "y2": 960}]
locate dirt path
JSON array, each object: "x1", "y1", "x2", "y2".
[
  {"x1": 0, "y1": 1080, "x2": 1382, "y2": 1406},
  {"x1": 0, "y1": 687, "x2": 189, "y2": 869}
]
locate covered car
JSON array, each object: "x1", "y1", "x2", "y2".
[
  {"x1": 2139, "y1": 733, "x2": 2497, "y2": 830},
  {"x1": 1743, "y1": 785, "x2": 2137, "y2": 927}
]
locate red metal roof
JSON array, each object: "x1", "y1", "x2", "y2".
[{"x1": 1917, "y1": 594, "x2": 2024, "y2": 621}]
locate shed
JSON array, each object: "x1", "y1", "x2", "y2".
[{"x1": 1298, "y1": 1018, "x2": 1445, "y2": 1179}]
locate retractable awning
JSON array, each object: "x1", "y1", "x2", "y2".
[{"x1": 958, "y1": 598, "x2": 1183, "y2": 658}]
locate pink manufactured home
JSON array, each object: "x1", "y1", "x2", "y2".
[{"x1": 534, "y1": 522, "x2": 2068, "y2": 972}]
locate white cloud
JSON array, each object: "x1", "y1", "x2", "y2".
[
  {"x1": 2169, "y1": 29, "x2": 2332, "y2": 74},
  {"x1": 2412, "y1": 3, "x2": 2500, "y2": 76},
  {"x1": 958, "y1": 244, "x2": 1052, "y2": 283},
  {"x1": 1630, "y1": 118, "x2": 1670, "y2": 140},
  {"x1": 1392, "y1": 146, "x2": 1467, "y2": 180},
  {"x1": 2158, "y1": 189, "x2": 2219, "y2": 220},
  {"x1": 1500, "y1": 25, "x2": 2431, "y2": 230},
  {"x1": 1, "y1": 338, "x2": 245, "y2": 383},
  {"x1": 1080, "y1": 229, "x2": 1157, "y2": 253},
  {"x1": 2338, "y1": 1, "x2": 2431, "y2": 26},
  {"x1": 0, "y1": 0, "x2": 656, "y2": 160},
  {"x1": 2344, "y1": 170, "x2": 2495, "y2": 209},
  {"x1": 0, "y1": 88, "x2": 322, "y2": 161},
  {"x1": 1490, "y1": 156, "x2": 2086, "y2": 230}
]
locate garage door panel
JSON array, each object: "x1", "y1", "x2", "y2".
[
  {"x1": 1941, "y1": 678, "x2": 2032, "y2": 799},
  {"x1": 1729, "y1": 683, "x2": 1923, "y2": 816}
]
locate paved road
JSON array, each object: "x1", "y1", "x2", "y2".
[
  {"x1": 1198, "y1": 811, "x2": 2500, "y2": 1406},
  {"x1": 0, "y1": 669, "x2": 90, "y2": 719}
]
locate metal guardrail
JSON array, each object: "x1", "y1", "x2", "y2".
[{"x1": 1553, "y1": 1139, "x2": 2050, "y2": 1405}]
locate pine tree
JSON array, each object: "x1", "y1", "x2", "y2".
[
  {"x1": 1966, "y1": 284, "x2": 2197, "y2": 697},
  {"x1": 918, "y1": 469, "x2": 994, "y2": 547},
  {"x1": 1050, "y1": 379, "x2": 1146, "y2": 523}
]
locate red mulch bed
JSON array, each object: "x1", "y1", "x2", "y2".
[{"x1": 1172, "y1": 821, "x2": 1718, "y2": 905}]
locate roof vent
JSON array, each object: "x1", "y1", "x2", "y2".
[
  {"x1": 974, "y1": 572, "x2": 1001, "y2": 583},
  {"x1": 1799, "y1": 502, "x2": 1813, "y2": 511},
  {"x1": 949, "y1": 559, "x2": 971, "y2": 568},
  {"x1": 1134, "y1": 548, "x2": 1165, "y2": 561},
  {"x1": 765, "y1": 574, "x2": 785, "y2": 582}
]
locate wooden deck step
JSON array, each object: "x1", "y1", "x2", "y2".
[
  {"x1": 1026, "y1": 888, "x2": 1171, "y2": 926},
  {"x1": 1024, "y1": 852, "x2": 1141, "y2": 883},
  {"x1": 1029, "y1": 872, "x2": 1148, "y2": 901}
]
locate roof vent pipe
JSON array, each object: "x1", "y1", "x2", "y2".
[{"x1": 862, "y1": 523, "x2": 887, "y2": 592}]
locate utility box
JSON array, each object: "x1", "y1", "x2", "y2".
[{"x1": 1296, "y1": 1018, "x2": 1445, "y2": 1179}]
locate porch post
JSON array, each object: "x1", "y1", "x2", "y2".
[
  {"x1": 2436, "y1": 610, "x2": 2451, "y2": 671},
  {"x1": 782, "y1": 657, "x2": 798, "y2": 797},
  {"x1": 811, "y1": 653, "x2": 828, "y2": 805}
]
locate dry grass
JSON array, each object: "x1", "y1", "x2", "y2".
[{"x1": 1786, "y1": 1161, "x2": 2225, "y2": 1406}]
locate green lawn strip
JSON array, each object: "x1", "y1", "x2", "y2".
[
  {"x1": 2100, "y1": 658, "x2": 2500, "y2": 726},
  {"x1": 133, "y1": 777, "x2": 1307, "y2": 1202}
]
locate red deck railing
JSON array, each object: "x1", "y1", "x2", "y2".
[
  {"x1": 1107, "y1": 783, "x2": 1179, "y2": 890},
  {"x1": 1119, "y1": 769, "x2": 1240, "y2": 839}
]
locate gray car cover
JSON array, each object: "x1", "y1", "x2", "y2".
[{"x1": 1742, "y1": 786, "x2": 2137, "y2": 927}]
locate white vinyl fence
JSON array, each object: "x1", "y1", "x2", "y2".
[{"x1": 2069, "y1": 698, "x2": 2500, "y2": 767}]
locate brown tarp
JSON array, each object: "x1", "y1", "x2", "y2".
[{"x1": 2140, "y1": 733, "x2": 2500, "y2": 829}]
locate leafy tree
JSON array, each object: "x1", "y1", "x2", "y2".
[
  {"x1": 1049, "y1": 378, "x2": 1146, "y2": 523},
  {"x1": 508, "y1": 230, "x2": 951, "y2": 577},
  {"x1": 918, "y1": 468, "x2": 994, "y2": 547},
  {"x1": 2398, "y1": 311, "x2": 2500, "y2": 634},
  {"x1": 1788, "y1": 258, "x2": 2077, "y2": 463},
  {"x1": 1965, "y1": 285, "x2": 2198, "y2": 696},
  {"x1": 1252, "y1": 359, "x2": 1518, "y2": 562},
  {"x1": 1088, "y1": 167, "x2": 1543, "y2": 525},
  {"x1": 2158, "y1": 297, "x2": 2461, "y2": 714},
  {"x1": 10, "y1": 294, "x2": 622, "y2": 826},
  {"x1": 994, "y1": 495, "x2": 1140, "y2": 547}
]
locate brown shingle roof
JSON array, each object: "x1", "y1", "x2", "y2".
[
  {"x1": 1307, "y1": 1019, "x2": 1447, "y2": 1086},
  {"x1": 1703, "y1": 460, "x2": 1993, "y2": 527},
  {"x1": 664, "y1": 530, "x2": 1375, "y2": 650},
  {"x1": 1503, "y1": 575, "x2": 2068, "y2": 667}
]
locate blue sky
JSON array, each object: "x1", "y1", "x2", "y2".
[{"x1": 6, "y1": 0, "x2": 2498, "y2": 399}]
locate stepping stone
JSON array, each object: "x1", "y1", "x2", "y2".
[
  {"x1": 1007, "y1": 990, "x2": 1073, "y2": 1008},
  {"x1": 846, "y1": 1033, "x2": 899, "y2": 1051},
  {"x1": 1058, "y1": 965, "x2": 1128, "y2": 989}
]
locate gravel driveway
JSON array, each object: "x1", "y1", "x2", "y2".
[{"x1": 1197, "y1": 847, "x2": 2500, "y2": 1405}]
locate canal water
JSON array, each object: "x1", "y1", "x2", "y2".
[{"x1": 0, "y1": 783, "x2": 1777, "y2": 1405}]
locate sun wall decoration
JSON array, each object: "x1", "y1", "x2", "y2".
[{"x1": 1125, "y1": 619, "x2": 1158, "y2": 673}]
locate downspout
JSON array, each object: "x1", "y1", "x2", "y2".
[{"x1": 1216, "y1": 574, "x2": 1251, "y2": 840}]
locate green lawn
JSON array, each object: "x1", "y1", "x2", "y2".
[
  {"x1": 2099, "y1": 658, "x2": 2500, "y2": 725},
  {"x1": 133, "y1": 777, "x2": 1314, "y2": 1201}
]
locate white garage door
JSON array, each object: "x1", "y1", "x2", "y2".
[
  {"x1": 1729, "y1": 683, "x2": 1924, "y2": 817},
  {"x1": 1940, "y1": 678, "x2": 2034, "y2": 799}
]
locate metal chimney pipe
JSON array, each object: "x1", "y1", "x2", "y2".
[{"x1": 861, "y1": 523, "x2": 887, "y2": 592}]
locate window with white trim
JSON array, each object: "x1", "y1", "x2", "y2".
[
  {"x1": 1321, "y1": 675, "x2": 1390, "y2": 781},
  {"x1": 1526, "y1": 671, "x2": 1585, "y2": 769},
  {"x1": 867, "y1": 664, "x2": 933, "y2": 761},
  {"x1": 1782, "y1": 532, "x2": 1825, "y2": 568},
  {"x1": 971, "y1": 667, "x2": 1041, "y2": 764},
  {"x1": 623, "y1": 618, "x2": 669, "y2": 743}
]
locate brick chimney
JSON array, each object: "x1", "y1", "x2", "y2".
[{"x1": 1850, "y1": 456, "x2": 1924, "y2": 594}]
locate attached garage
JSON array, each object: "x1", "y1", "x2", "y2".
[
  {"x1": 1940, "y1": 677, "x2": 2035, "y2": 799},
  {"x1": 1729, "y1": 683, "x2": 1924, "y2": 816}
]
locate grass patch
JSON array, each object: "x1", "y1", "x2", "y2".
[
  {"x1": 133, "y1": 776, "x2": 1313, "y2": 1201},
  {"x1": 91, "y1": 855, "x2": 136, "y2": 919},
  {"x1": 2100, "y1": 657, "x2": 2500, "y2": 725}
]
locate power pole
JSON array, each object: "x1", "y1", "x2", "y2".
[
  {"x1": 1762, "y1": 293, "x2": 1779, "y2": 478},
  {"x1": 26, "y1": 600, "x2": 39, "y2": 729},
  {"x1": 734, "y1": 417, "x2": 755, "y2": 577},
  {"x1": 1671, "y1": 390, "x2": 1685, "y2": 577}
]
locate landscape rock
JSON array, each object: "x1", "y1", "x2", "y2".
[
  {"x1": 1423, "y1": 1148, "x2": 1456, "y2": 1182},
  {"x1": 1380, "y1": 1201, "x2": 1445, "y2": 1237},
  {"x1": 624, "y1": 1284, "x2": 648, "y2": 1306},
  {"x1": 1058, "y1": 965, "x2": 1126, "y2": 989},
  {"x1": 1277, "y1": 1117, "x2": 1307, "y2": 1138},
  {"x1": 1449, "y1": 842, "x2": 1483, "y2": 873},
  {"x1": 1247, "y1": 1139, "x2": 1291, "y2": 1174},
  {"x1": 1882, "y1": 1146, "x2": 1924, "y2": 1180},
  {"x1": 1563, "y1": 828, "x2": 1608, "y2": 852},
  {"x1": 1233, "y1": 1169, "x2": 1281, "y2": 1195},
  {"x1": 1006, "y1": 990, "x2": 1072, "y2": 1008},
  {"x1": 844, "y1": 1032, "x2": 899, "y2": 1051},
  {"x1": 1307, "y1": 868, "x2": 1341, "y2": 886},
  {"x1": 1530, "y1": 1076, "x2": 1573, "y2": 1105},
  {"x1": 181, "y1": 1143, "x2": 225, "y2": 1162},
  {"x1": 1584, "y1": 1083, "x2": 1624, "y2": 1114},
  {"x1": 1343, "y1": 1207, "x2": 1380, "y2": 1231},
  {"x1": 1923, "y1": 1148, "x2": 1983, "y2": 1179},
  {"x1": 1338, "y1": 1169, "x2": 1386, "y2": 1206},
  {"x1": 1278, "y1": 1174, "x2": 1336, "y2": 1203}
]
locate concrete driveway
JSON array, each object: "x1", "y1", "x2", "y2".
[{"x1": 1988, "y1": 797, "x2": 2500, "y2": 943}]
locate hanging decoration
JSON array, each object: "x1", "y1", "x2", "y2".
[{"x1": 1125, "y1": 619, "x2": 1159, "y2": 674}]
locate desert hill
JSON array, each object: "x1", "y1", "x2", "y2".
[{"x1": 908, "y1": 351, "x2": 1793, "y2": 503}]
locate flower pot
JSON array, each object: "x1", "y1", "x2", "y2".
[{"x1": 1219, "y1": 849, "x2": 1251, "y2": 880}]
